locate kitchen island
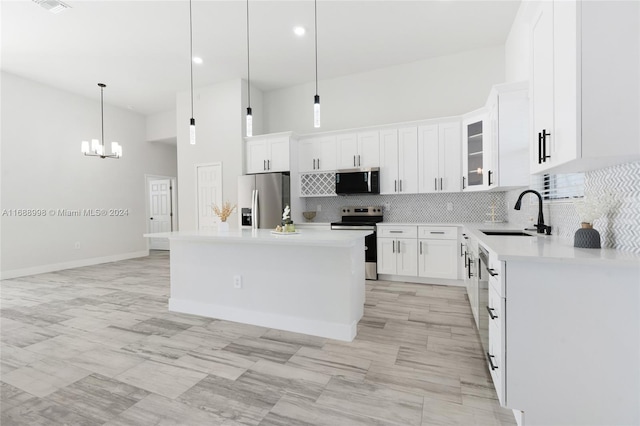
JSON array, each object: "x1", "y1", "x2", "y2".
[{"x1": 144, "y1": 228, "x2": 372, "y2": 341}]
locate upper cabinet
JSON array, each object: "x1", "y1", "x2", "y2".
[
  {"x1": 336, "y1": 131, "x2": 380, "y2": 169},
  {"x1": 486, "y1": 82, "x2": 530, "y2": 190},
  {"x1": 418, "y1": 121, "x2": 461, "y2": 193},
  {"x1": 462, "y1": 110, "x2": 490, "y2": 191},
  {"x1": 530, "y1": 0, "x2": 640, "y2": 173},
  {"x1": 379, "y1": 127, "x2": 419, "y2": 194},
  {"x1": 245, "y1": 134, "x2": 290, "y2": 174},
  {"x1": 298, "y1": 135, "x2": 337, "y2": 172}
]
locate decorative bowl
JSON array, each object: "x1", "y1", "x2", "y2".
[{"x1": 302, "y1": 211, "x2": 317, "y2": 222}]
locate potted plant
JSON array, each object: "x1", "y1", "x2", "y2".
[
  {"x1": 573, "y1": 192, "x2": 616, "y2": 248},
  {"x1": 212, "y1": 201, "x2": 236, "y2": 232}
]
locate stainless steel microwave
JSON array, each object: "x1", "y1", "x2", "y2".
[{"x1": 335, "y1": 168, "x2": 380, "y2": 195}]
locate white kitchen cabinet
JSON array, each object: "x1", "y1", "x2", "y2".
[
  {"x1": 486, "y1": 82, "x2": 530, "y2": 190},
  {"x1": 418, "y1": 226, "x2": 458, "y2": 280},
  {"x1": 245, "y1": 135, "x2": 290, "y2": 174},
  {"x1": 336, "y1": 131, "x2": 380, "y2": 169},
  {"x1": 530, "y1": 0, "x2": 640, "y2": 173},
  {"x1": 377, "y1": 226, "x2": 418, "y2": 277},
  {"x1": 418, "y1": 121, "x2": 461, "y2": 193},
  {"x1": 298, "y1": 135, "x2": 337, "y2": 172},
  {"x1": 379, "y1": 127, "x2": 418, "y2": 194},
  {"x1": 462, "y1": 110, "x2": 490, "y2": 192}
]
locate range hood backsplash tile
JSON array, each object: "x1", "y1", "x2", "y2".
[{"x1": 305, "y1": 192, "x2": 506, "y2": 223}]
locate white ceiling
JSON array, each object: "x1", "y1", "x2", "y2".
[{"x1": 1, "y1": 0, "x2": 520, "y2": 116}]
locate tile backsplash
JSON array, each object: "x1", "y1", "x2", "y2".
[
  {"x1": 305, "y1": 192, "x2": 507, "y2": 223},
  {"x1": 507, "y1": 161, "x2": 640, "y2": 253}
]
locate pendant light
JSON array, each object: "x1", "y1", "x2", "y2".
[
  {"x1": 188, "y1": 0, "x2": 196, "y2": 145},
  {"x1": 81, "y1": 83, "x2": 122, "y2": 159},
  {"x1": 245, "y1": 0, "x2": 253, "y2": 137},
  {"x1": 313, "y1": 0, "x2": 320, "y2": 128}
]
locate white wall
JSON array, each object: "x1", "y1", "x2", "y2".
[
  {"x1": 176, "y1": 79, "x2": 255, "y2": 231},
  {"x1": 146, "y1": 109, "x2": 177, "y2": 143},
  {"x1": 263, "y1": 46, "x2": 505, "y2": 134},
  {"x1": 0, "y1": 72, "x2": 177, "y2": 277}
]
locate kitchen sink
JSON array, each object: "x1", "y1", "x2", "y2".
[{"x1": 481, "y1": 230, "x2": 535, "y2": 237}]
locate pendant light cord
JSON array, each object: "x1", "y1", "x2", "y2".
[
  {"x1": 246, "y1": 0, "x2": 251, "y2": 108},
  {"x1": 314, "y1": 0, "x2": 318, "y2": 95},
  {"x1": 189, "y1": 0, "x2": 194, "y2": 118}
]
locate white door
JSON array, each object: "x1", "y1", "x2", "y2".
[
  {"x1": 357, "y1": 131, "x2": 380, "y2": 168},
  {"x1": 148, "y1": 179, "x2": 173, "y2": 250},
  {"x1": 298, "y1": 139, "x2": 317, "y2": 172},
  {"x1": 196, "y1": 163, "x2": 222, "y2": 230}
]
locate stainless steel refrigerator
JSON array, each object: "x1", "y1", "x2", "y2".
[{"x1": 238, "y1": 173, "x2": 290, "y2": 229}]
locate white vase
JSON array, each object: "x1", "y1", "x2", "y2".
[{"x1": 218, "y1": 221, "x2": 229, "y2": 232}]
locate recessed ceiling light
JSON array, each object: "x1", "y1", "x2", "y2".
[
  {"x1": 192, "y1": 57, "x2": 203, "y2": 65},
  {"x1": 293, "y1": 26, "x2": 306, "y2": 36},
  {"x1": 32, "y1": 0, "x2": 71, "y2": 14}
]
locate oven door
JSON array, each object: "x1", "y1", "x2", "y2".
[{"x1": 330, "y1": 225, "x2": 377, "y2": 280}]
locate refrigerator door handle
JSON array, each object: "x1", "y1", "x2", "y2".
[{"x1": 251, "y1": 190, "x2": 258, "y2": 229}]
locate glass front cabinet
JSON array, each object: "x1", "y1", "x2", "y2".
[{"x1": 462, "y1": 109, "x2": 491, "y2": 191}]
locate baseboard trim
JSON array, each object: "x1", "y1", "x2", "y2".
[
  {"x1": 0, "y1": 250, "x2": 150, "y2": 280},
  {"x1": 169, "y1": 298, "x2": 358, "y2": 342},
  {"x1": 377, "y1": 274, "x2": 465, "y2": 287}
]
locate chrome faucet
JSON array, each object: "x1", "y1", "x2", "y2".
[{"x1": 514, "y1": 189, "x2": 552, "y2": 235}]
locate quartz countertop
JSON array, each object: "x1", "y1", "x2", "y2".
[
  {"x1": 463, "y1": 222, "x2": 640, "y2": 266},
  {"x1": 144, "y1": 228, "x2": 372, "y2": 248}
]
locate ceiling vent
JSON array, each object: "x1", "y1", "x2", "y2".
[{"x1": 32, "y1": 0, "x2": 71, "y2": 14}]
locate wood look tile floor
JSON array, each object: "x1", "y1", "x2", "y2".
[{"x1": 1, "y1": 251, "x2": 516, "y2": 425}]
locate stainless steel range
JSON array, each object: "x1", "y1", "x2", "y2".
[{"x1": 330, "y1": 206, "x2": 383, "y2": 280}]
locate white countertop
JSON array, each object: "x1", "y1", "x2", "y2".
[
  {"x1": 144, "y1": 228, "x2": 372, "y2": 248},
  {"x1": 463, "y1": 223, "x2": 640, "y2": 266}
]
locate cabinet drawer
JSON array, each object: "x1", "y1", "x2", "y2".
[
  {"x1": 488, "y1": 260, "x2": 505, "y2": 297},
  {"x1": 378, "y1": 226, "x2": 418, "y2": 238},
  {"x1": 488, "y1": 320, "x2": 505, "y2": 405},
  {"x1": 488, "y1": 284, "x2": 503, "y2": 324},
  {"x1": 418, "y1": 226, "x2": 457, "y2": 240}
]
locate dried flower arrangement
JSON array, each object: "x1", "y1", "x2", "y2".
[
  {"x1": 212, "y1": 202, "x2": 236, "y2": 222},
  {"x1": 573, "y1": 192, "x2": 616, "y2": 225}
]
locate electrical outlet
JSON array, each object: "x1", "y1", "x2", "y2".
[
  {"x1": 233, "y1": 275, "x2": 242, "y2": 289},
  {"x1": 384, "y1": 202, "x2": 391, "y2": 211},
  {"x1": 316, "y1": 205, "x2": 322, "y2": 212},
  {"x1": 446, "y1": 202, "x2": 453, "y2": 211},
  {"x1": 74, "y1": 242, "x2": 80, "y2": 250}
]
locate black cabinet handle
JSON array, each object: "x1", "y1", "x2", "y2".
[
  {"x1": 264, "y1": 160, "x2": 267, "y2": 170},
  {"x1": 488, "y1": 170, "x2": 493, "y2": 186},
  {"x1": 317, "y1": 159, "x2": 320, "y2": 169},
  {"x1": 434, "y1": 178, "x2": 438, "y2": 191},
  {"x1": 542, "y1": 129, "x2": 550, "y2": 162},
  {"x1": 538, "y1": 132, "x2": 543, "y2": 164},
  {"x1": 488, "y1": 268, "x2": 498, "y2": 277},
  {"x1": 389, "y1": 231, "x2": 403, "y2": 234},
  {"x1": 394, "y1": 180, "x2": 397, "y2": 192},
  {"x1": 486, "y1": 305, "x2": 498, "y2": 320},
  {"x1": 486, "y1": 352, "x2": 498, "y2": 371},
  {"x1": 353, "y1": 155, "x2": 356, "y2": 167},
  {"x1": 419, "y1": 241, "x2": 422, "y2": 255},
  {"x1": 468, "y1": 259, "x2": 474, "y2": 278},
  {"x1": 460, "y1": 243, "x2": 464, "y2": 257},
  {"x1": 462, "y1": 176, "x2": 466, "y2": 190},
  {"x1": 397, "y1": 240, "x2": 401, "y2": 254},
  {"x1": 440, "y1": 178, "x2": 443, "y2": 191}
]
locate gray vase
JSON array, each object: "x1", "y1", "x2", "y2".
[{"x1": 574, "y1": 223, "x2": 601, "y2": 248}]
